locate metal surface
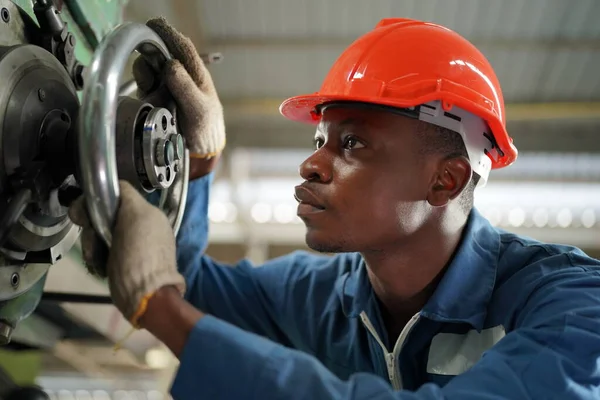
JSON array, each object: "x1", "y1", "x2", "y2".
[
  {"x1": 0, "y1": 188, "x2": 31, "y2": 247},
  {"x1": 10, "y1": 311, "x2": 63, "y2": 349},
  {"x1": 79, "y1": 21, "x2": 188, "y2": 246},
  {"x1": 0, "y1": 321, "x2": 12, "y2": 346},
  {"x1": 114, "y1": 96, "x2": 153, "y2": 190},
  {"x1": 119, "y1": 78, "x2": 138, "y2": 97},
  {"x1": 0, "y1": 1, "x2": 87, "y2": 346},
  {"x1": 141, "y1": 107, "x2": 180, "y2": 190},
  {"x1": 14, "y1": 0, "x2": 96, "y2": 73},
  {"x1": 63, "y1": 0, "x2": 129, "y2": 49},
  {"x1": 0, "y1": 0, "x2": 38, "y2": 47},
  {"x1": 0, "y1": 273, "x2": 47, "y2": 344},
  {"x1": 0, "y1": 261, "x2": 49, "y2": 301},
  {"x1": 0, "y1": 43, "x2": 79, "y2": 261},
  {"x1": 33, "y1": 0, "x2": 85, "y2": 90}
]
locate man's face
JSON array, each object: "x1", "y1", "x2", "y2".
[{"x1": 295, "y1": 105, "x2": 439, "y2": 253}]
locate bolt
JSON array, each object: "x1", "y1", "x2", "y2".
[
  {"x1": 38, "y1": 88, "x2": 46, "y2": 101},
  {"x1": 0, "y1": 321, "x2": 13, "y2": 345},
  {"x1": 10, "y1": 273, "x2": 19, "y2": 288},
  {"x1": 164, "y1": 140, "x2": 175, "y2": 166},
  {"x1": 1, "y1": 7, "x2": 9, "y2": 23},
  {"x1": 158, "y1": 174, "x2": 164, "y2": 182},
  {"x1": 170, "y1": 117, "x2": 175, "y2": 126},
  {"x1": 74, "y1": 64, "x2": 85, "y2": 89},
  {"x1": 171, "y1": 134, "x2": 184, "y2": 160},
  {"x1": 68, "y1": 34, "x2": 75, "y2": 46},
  {"x1": 174, "y1": 163, "x2": 180, "y2": 173}
]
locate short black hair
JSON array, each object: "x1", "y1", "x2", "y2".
[{"x1": 415, "y1": 121, "x2": 479, "y2": 213}]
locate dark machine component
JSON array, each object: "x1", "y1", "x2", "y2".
[
  {"x1": 33, "y1": 0, "x2": 85, "y2": 89},
  {"x1": 0, "y1": 364, "x2": 50, "y2": 400},
  {"x1": 0, "y1": 0, "x2": 81, "y2": 345},
  {"x1": 0, "y1": 43, "x2": 81, "y2": 259},
  {"x1": 3, "y1": 386, "x2": 50, "y2": 400},
  {"x1": 0, "y1": 0, "x2": 190, "y2": 346}
]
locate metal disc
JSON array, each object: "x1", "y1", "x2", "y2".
[{"x1": 0, "y1": 44, "x2": 79, "y2": 257}]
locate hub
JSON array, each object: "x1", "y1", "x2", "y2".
[{"x1": 115, "y1": 97, "x2": 185, "y2": 194}]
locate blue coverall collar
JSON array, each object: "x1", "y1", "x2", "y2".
[{"x1": 338, "y1": 208, "x2": 500, "y2": 331}]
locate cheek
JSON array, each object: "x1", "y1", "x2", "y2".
[{"x1": 335, "y1": 168, "x2": 429, "y2": 234}]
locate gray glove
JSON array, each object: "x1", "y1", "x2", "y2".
[
  {"x1": 133, "y1": 17, "x2": 226, "y2": 159},
  {"x1": 69, "y1": 181, "x2": 186, "y2": 327}
]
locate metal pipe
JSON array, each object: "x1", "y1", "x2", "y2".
[
  {"x1": 78, "y1": 22, "x2": 172, "y2": 246},
  {"x1": 41, "y1": 291, "x2": 113, "y2": 304}
]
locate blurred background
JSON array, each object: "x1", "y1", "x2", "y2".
[{"x1": 2, "y1": 0, "x2": 600, "y2": 398}]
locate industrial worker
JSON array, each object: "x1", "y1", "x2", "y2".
[{"x1": 69, "y1": 17, "x2": 600, "y2": 399}]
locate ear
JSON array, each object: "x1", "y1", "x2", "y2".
[{"x1": 426, "y1": 156, "x2": 472, "y2": 207}]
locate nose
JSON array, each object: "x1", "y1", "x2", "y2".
[{"x1": 299, "y1": 149, "x2": 333, "y2": 183}]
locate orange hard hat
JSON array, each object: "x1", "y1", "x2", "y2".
[{"x1": 280, "y1": 18, "x2": 518, "y2": 176}]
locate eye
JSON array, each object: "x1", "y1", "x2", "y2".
[
  {"x1": 313, "y1": 137, "x2": 325, "y2": 150},
  {"x1": 342, "y1": 135, "x2": 365, "y2": 150}
]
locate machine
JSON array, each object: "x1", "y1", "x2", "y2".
[{"x1": 0, "y1": 0, "x2": 190, "y2": 352}]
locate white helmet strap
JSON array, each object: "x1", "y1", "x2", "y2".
[{"x1": 416, "y1": 100, "x2": 499, "y2": 188}]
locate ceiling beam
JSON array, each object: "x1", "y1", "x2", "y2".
[
  {"x1": 221, "y1": 98, "x2": 600, "y2": 122},
  {"x1": 208, "y1": 36, "x2": 600, "y2": 51}
]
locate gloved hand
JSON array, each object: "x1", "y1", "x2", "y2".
[
  {"x1": 132, "y1": 17, "x2": 226, "y2": 159},
  {"x1": 68, "y1": 181, "x2": 186, "y2": 327}
]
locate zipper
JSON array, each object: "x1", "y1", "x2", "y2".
[{"x1": 360, "y1": 311, "x2": 420, "y2": 390}]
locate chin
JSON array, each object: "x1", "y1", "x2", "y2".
[{"x1": 304, "y1": 228, "x2": 350, "y2": 254}]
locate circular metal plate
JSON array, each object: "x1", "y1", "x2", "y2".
[
  {"x1": 142, "y1": 107, "x2": 179, "y2": 189},
  {"x1": 0, "y1": 44, "x2": 79, "y2": 256}
]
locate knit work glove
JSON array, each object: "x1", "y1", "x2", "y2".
[
  {"x1": 132, "y1": 17, "x2": 226, "y2": 159},
  {"x1": 68, "y1": 181, "x2": 186, "y2": 327}
]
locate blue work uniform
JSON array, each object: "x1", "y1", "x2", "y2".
[{"x1": 170, "y1": 173, "x2": 600, "y2": 399}]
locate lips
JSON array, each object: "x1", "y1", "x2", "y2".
[{"x1": 294, "y1": 185, "x2": 326, "y2": 215}]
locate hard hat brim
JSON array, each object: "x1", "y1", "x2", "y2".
[{"x1": 279, "y1": 93, "x2": 517, "y2": 170}]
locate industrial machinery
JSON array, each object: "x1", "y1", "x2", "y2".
[{"x1": 0, "y1": 0, "x2": 190, "y2": 348}]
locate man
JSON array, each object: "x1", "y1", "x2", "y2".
[{"x1": 70, "y1": 17, "x2": 600, "y2": 399}]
